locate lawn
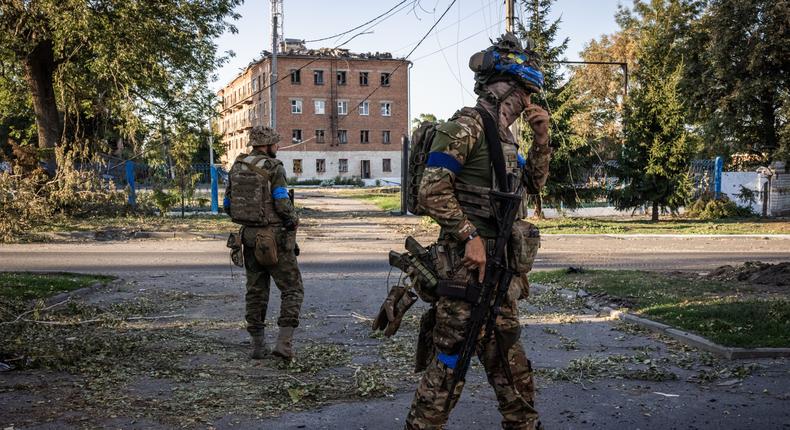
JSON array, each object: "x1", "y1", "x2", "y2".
[
  {"x1": 530, "y1": 269, "x2": 790, "y2": 348},
  {"x1": 35, "y1": 214, "x2": 237, "y2": 234},
  {"x1": 532, "y1": 217, "x2": 790, "y2": 235},
  {"x1": 334, "y1": 188, "x2": 402, "y2": 212},
  {"x1": 0, "y1": 272, "x2": 116, "y2": 300}
]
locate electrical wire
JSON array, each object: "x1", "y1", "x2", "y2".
[
  {"x1": 410, "y1": 20, "x2": 502, "y2": 62},
  {"x1": 304, "y1": 0, "x2": 415, "y2": 43},
  {"x1": 337, "y1": 0, "x2": 460, "y2": 122}
]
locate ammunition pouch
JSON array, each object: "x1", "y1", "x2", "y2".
[
  {"x1": 455, "y1": 182, "x2": 493, "y2": 219},
  {"x1": 254, "y1": 227, "x2": 278, "y2": 266},
  {"x1": 415, "y1": 307, "x2": 436, "y2": 373},
  {"x1": 226, "y1": 231, "x2": 244, "y2": 268},
  {"x1": 436, "y1": 279, "x2": 482, "y2": 303},
  {"x1": 509, "y1": 220, "x2": 541, "y2": 299}
]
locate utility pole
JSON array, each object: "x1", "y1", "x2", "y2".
[
  {"x1": 270, "y1": 0, "x2": 283, "y2": 129},
  {"x1": 505, "y1": 0, "x2": 515, "y2": 33}
]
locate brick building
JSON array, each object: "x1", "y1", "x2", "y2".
[{"x1": 217, "y1": 43, "x2": 410, "y2": 185}]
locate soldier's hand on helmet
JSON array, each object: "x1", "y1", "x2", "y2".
[
  {"x1": 525, "y1": 104, "x2": 550, "y2": 143},
  {"x1": 463, "y1": 236, "x2": 486, "y2": 282}
]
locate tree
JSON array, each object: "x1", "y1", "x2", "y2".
[
  {"x1": 0, "y1": 0, "x2": 241, "y2": 171},
  {"x1": 517, "y1": 0, "x2": 598, "y2": 217},
  {"x1": 682, "y1": 0, "x2": 789, "y2": 160},
  {"x1": 609, "y1": 0, "x2": 698, "y2": 221},
  {"x1": 411, "y1": 113, "x2": 444, "y2": 131}
]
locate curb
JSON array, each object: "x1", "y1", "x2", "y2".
[
  {"x1": 531, "y1": 283, "x2": 790, "y2": 360},
  {"x1": 44, "y1": 278, "x2": 122, "y2": 306}
]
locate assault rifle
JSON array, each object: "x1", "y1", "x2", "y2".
[{"x1": 445, "y1": 182, "x2": 524, "y2": 410}]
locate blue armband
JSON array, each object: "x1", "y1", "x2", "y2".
[
  {"x1": 437, "y1": 352, "x2": 459, "y2": 369},
  {"x1": 272, "y1": 186, "x2": 289, "y2": 200},
  {"x1": 517, "y1": 153, "x2": 526, "y2": 169},
  {"x1": 223, "y1": 196, "x2": 231, "y2": 210},
  {"x1": 426, "y1": 152, "x2": 462, "y2": 175}
]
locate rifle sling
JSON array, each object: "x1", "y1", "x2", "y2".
[{"x1": 473, "y1": 106, "x2": 509, "y2": 193}]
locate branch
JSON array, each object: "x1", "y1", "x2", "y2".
[{"x1": 0, "y1": 298, "x2": 71, "y2": 326}]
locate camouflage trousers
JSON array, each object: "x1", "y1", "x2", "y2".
[
  {"x1": 406, "y1": 293, "x2": 539, "y2": 430},
  {"x1": 242, "y1": 226, "x2": 304, "y2": 334}
]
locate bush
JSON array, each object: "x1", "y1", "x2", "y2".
[
  {"x1": 151, "y1": 188, "x2": 180, "y2": 215},
  {"x1": 686, "y1": 194, "x2": 754, "y2": 220},
  {"x1": 0, "y1": 167, "x2": 51, "y2": 242},
  {"x1": 46, "y1": 149, "x2": 127, "y2": 217}
]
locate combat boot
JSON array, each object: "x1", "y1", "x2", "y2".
[
  {"x1": 250, "y1": 334, "x2": 269, "y2": 359},
  {"x1": 272, "y1": 327, "x2": 295, "y2": 360}
]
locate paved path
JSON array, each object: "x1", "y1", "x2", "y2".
[{"x1": 1, "y1": 193, "x2": 789, "y2": 429}]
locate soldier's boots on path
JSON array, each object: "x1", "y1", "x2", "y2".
[
  {"x1": 250, "y1": 334, "x2": 270, "y2": 359},
  {"x1": 272, "y1": 327, "x2": 295, "y2": 360}
]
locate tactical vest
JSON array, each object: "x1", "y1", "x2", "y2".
[
  {"x1": 228, "y1": 154, "x2": 281, "y2": 226},
  {"x1": 450, "y1": 107, "x2": 528, "y2": 221}
]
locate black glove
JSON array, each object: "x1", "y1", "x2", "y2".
[
  {"x1": 283, "y1": 218, "x2": 297, "y2": 231},
  {"x1": 294, "y1": 243, "x2": 300, "y2": 256}
]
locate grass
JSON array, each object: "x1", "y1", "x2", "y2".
[
  {"x1": 0, "y1": 272, "x2": 115, "y2": 300},
  {"x1": 532, "y1": 217, "x2": 790, "y2": 235},
  {"x1": 334, "y1": 188, "x2": 401, "y2": 212},
  {"x1": 530, "y1": 269, "x2": 790, "y2": 348},
  {"x1": 34, "y1": 214, "x2": 237, "y2": 234}
]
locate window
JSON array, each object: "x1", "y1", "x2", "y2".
[
  {"x1": 291, "y1": 99, "x2": 302, "y2": 114},
  {"x1": 380, "y1": 102, "x2": 391, "y2": 116},
  {"x1": 337, "y1": 100, "x2": 348, "y2": 115},
  {"x1": 383, "y1": 158, "x2": 392, "y2": 172},
  {"x1": 313, "y1": 70, "x2": 324, "y2": 85},
  {"x1": 337, "y1": 129, "x2": 348, "y2": 144},
  {"x1": 360, "y1": 130, "x2": 370, "y2": 144},
  {"x1": 382, "y1": 130, "x2": 391, "y2": 144},
  {"x1": 339, "y1": 159, "x2": 348, "y2": 173},
  {"x1": 359, "y1": 101, "x2": 369, "y2": 116},
  {"x1": 381, "y1": 72, "x2": 391, "y2": 86},
  {"x1": 359, "y1": 72, "x2": 369, "y2": 86},
  {"x1": 315, "y1": 129, "x2": 325, "y2": 143},
  {"x1": 290, "y1": 69, "x2": 301, "y2": 84},
  {"x1": 292, "y1": 129, "x2": 302, "y2": 142},
  {"x1": 314, "y1": 99, "x2": 325, "y2": 115},
  {"x1": 337, "y1": 70, "x2": 347, "y2": 85},
  {"x1": 316, "y1": 159, "x2": 326, "y2": 173},
  {"x1": 293, "y1": 159, "x2": 303, "y2": 175}
]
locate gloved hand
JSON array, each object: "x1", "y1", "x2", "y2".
[
  {"x1": 283, "y1": 218, "x2": 298, "y2": 231},
  {"x1": 372, "y1": 285, "x2": 418, "y2": 337},
  {"x1": 294, "y1": 243, "x2": 300, "y2": 256}
]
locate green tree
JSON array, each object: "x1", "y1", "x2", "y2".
[
  {"x1": 682, "y1": 0, "x2": 789, "y2": 160},
  {"x1": 517, "y1": 0, "x2": 598, "y2": 216},
  {"x1": 0, "y1": 0, "x2": 241, "y2": 170},
  {"x1": 609, "y1": 0, "x2": 698, "y2": 221},
  {"x1": 411, "y1": 113, "x2": 444, "y2": 131}
]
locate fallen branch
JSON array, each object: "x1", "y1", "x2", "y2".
[
  {"x1": 7, "y1": 313, "x2": 184, "y2": 326},
  {"x1": 0, "y1": 298, "x2": 71, "y2": 326}
]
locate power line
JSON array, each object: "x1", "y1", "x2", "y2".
[
  {"x1": 338, "y1": 0, "x2": 459, "y2": 123},
  {"x1": 411, "y1": 20, "x2": 502, "y2": 62},
  {"x1": 304, "y1": 0, "x2": 415, "y2": 43}
]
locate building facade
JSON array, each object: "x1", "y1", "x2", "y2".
[{"x1": 217, "y1": 45, "x2": 409, "y2": 185}]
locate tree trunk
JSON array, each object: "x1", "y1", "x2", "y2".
[
  {"x1": 532, "y1": 194, "x2": 545, "y2": 219},
  {"x1": 23, "y1": 39, "x2": 60, "y2": 173},
  {"x1": 651, "y1": 201, "x2": 659, "y2": 221}
]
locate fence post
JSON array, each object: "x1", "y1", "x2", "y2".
[
  {"x1": 714, "y1": 156, "x2": 724, "y2": 199},
  {"x1": 210, "y1": 164, "x2": 219, "y2": 214},
  {"x1": 126, "y1": 160, "x2": 136, "y2": 208}
]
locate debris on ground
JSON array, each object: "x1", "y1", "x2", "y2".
[{"x1": 706, "y1": 261, "x2": 790, "y2": 286}]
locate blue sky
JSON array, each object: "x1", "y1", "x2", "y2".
[{"x1": 213, "y1": 0, "x2": 624, "y2": 120}]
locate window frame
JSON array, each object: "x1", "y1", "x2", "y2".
[
  {"x1": 382, "y1": 130, "x2": 391, "y2": 144},
  {"x1": 380, "y1": 101, "x2": 392, "y2": 117},
  {"x1": 360, "y1": 129, "x2": 370, "y2": 144},
  {"x1": 337, "y1": 100, "x2": 349, "y2": 116},
  {"x1": 337, "y1": 129, "x2": 348, "y2": 144},
  {"x1": 359, "y1": 100, "x2": 369, "y2": 116},
  {"x1": 290, "y1": 69, "x2": 301, "y2": 84},
  {"x1": 380, "y1": 72, "x2": 391, "y2": 86},
  {"x1": 383, "y1": 158, "x2": 392, "y2": 172},
  {"x1": 338, "y1": 158, "x2": 348, "y2": 173},
  {"x1": 315, "y1": 129, "x2": 325, "y2": 143},
  {"x1": 316, "y1": 159, "x2": 326, "y2": 173},
  {"x1": 359, "y1": 71, "x2": 369, "y2": 86},
  {"x1": 314, "y1": 99, "x2": 326, "y2": 115},
  {"x1": 313, "y1": 69, "x2": 324, "y2": 85},
  {"x1": 336, "y1": 70, "x2": 347, "y2": 86},
  {"x1": 291, "y1": 99, "x2": 303, "y2": 114},
  {"x1": 291, "y1": 129, "x2": 302, "y2": 142}
]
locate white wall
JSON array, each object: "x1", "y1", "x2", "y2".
[
  {"x1": 721, "y1": 171, "x2": 763, "y2": 214},
  {"x1": 276, "y1": 150, "x2": 402, "y2": 184}
]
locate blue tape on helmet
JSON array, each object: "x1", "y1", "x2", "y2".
[{"x1": 492, "y1": 51, "x2": 544, "y2": 90}]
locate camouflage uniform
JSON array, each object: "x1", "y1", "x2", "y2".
[
  {"x1": 225, "y1": 148, "x2": 304, "y2": 336},
  {"x1": 406, "y1": 107, "x2": 551, "y2": 430}
]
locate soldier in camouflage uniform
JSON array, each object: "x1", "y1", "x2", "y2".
[
  {"x1": 406, "y1": 34, "x2": 551, "y2": 430},
  {"x1": 224, "y1": 126, "x2": 303, "y2": 360}
]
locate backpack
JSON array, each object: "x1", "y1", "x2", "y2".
[
  {"x1": 229, "y1": 154, "x2": 278, "y2": 226},
  {"x1": 406, "y1": 122, "x2": 438, "y2": 215}
]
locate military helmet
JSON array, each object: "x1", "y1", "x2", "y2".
[
  {"x1": 248, "y1": 126, "x2": 280, "y2": 147},
  {"x1": 469, "y1": 32, "x2": 544, "y2": 96}
]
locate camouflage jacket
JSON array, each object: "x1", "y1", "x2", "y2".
[
  {"x1": 224, "y1": 149, "x2": 298, "y2": 226},
  {"x1": 417, "y1": 106, "x2": 551, "y2": 239}
]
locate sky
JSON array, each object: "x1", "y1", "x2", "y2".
[{"x1": 212, "y1": 0, "x2": 624, "y2": 121}]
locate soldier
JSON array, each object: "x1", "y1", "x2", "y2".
[
  {"x1": 224, "y1": 126, "x2": 303, "y2": 361},
  {"x1": 405, "y1": 33, "x2": 551, "y2": 430}
]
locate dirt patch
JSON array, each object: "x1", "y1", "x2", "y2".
[{"x1": 706, "y1": 261, "x2": 790, "y2": 287}]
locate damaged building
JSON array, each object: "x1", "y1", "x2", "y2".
[{"x1": 217, "y1": 40, "x2": 410, "y2": 184}]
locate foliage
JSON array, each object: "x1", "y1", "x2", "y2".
[
  {"x1": 685, "y1": 194, "x2": 754, "y2": 220},
  {"x1": 45, "y1": 147, "x2": 127, "y2": 217},
  {"x1": 0, "y1": 0, "x2": 241, "y2": 165},
  {"x1": 151, "y1": 189, "x2": 180, "y2": 216},
  {"x1": 411, "y1": 113, "x2": 444, "y2": 131},
  {"x1": 0, "y1": 168, "x2": 51, "y2": 242},
  {"x1": 517, "y1": 0, "x2": 599, "y2": 211},
  {"x1": 682, "y1": 0, "x2": 789, "y2": 160},
  {"x1": 609, "y1": 0, "x2": 698, "y2": 220}
]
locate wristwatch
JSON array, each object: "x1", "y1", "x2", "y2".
[{"x1": 464, "y1": 229, "x2": 479, "y2": 243}]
